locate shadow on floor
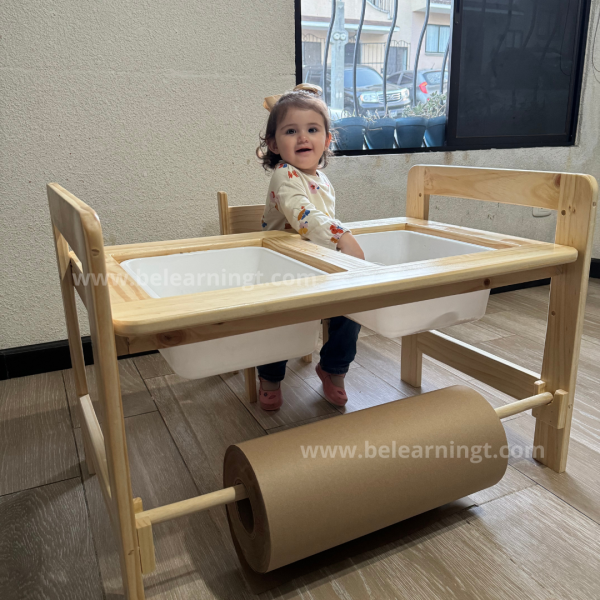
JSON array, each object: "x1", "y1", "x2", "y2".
[{"x1": 223, "y1": 497, "x2": 476, "y2": 596}]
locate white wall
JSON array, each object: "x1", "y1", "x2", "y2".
[{"x1": 1, "y1": 0, "x2": 599, "y2": 350}]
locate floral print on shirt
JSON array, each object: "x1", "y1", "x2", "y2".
[
  {"x1": 270, "y1": 190, "x2": 281, "y2": 211},
  {"x1": 329, "y1": 223, "x2": 346, "y2": 244},
  {"x1": 297, "y1": 206, "x2": 310, "y2": 235},
  {"x1": 261, "y1": 161, "x2": 351, "y2": 249}
]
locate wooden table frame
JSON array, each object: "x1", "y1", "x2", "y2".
[{"x1": 48, "y1": 165, "x2": 597, "y2": 599}]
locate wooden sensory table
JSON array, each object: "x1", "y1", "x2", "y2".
[{"x1": 49, "y1": 165, "x2": 597, "y2": 599}]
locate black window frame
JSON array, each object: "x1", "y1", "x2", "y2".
[{"x1": 294, "y1": 0, "x2": 593, "y2": 157}]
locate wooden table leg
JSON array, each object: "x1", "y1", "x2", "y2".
[
  {"x1": 245, "y1": 367, "x2": 257, "y2": 403},
  {"x1": 533, "y1": 174, "x2": 597, "y2": 473},
  {"x1": 401, "y1": 334, "x2": 422, "y2": 387}
]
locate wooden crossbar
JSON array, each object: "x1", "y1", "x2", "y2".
[{"x1": 416, "y1": 331, "x2": 540, "y2": 400}]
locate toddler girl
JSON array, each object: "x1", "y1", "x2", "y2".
[{"x1": 255, "y1": 83, "x2": 364, "y2": 411}]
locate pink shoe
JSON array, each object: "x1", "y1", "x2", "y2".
[
  {"x1": 315, "y1": 363, "x2": 348, "y2": 407},
  {"x1": 258, "y1": 377, "x2": 283, "y2": 411}
]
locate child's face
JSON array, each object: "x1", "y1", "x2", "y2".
[{"x1": 268, "y1": 108, "x2": 332, "y2": 176}]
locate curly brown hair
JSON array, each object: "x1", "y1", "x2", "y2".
[{"x1": 256, "y1": 83, "x2": 336, "y2": 172}]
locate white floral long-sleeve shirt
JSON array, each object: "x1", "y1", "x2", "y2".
[{"x1": 261, "y1": 161, "x2": 350, "y2": 249}]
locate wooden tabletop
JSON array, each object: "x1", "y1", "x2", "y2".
[{"x1": 80, "y1": 217, "x2": 577, "y2": 350}]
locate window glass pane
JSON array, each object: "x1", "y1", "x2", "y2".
[
  {"x1": 388, "y1": 46, "x2": 408, "y2": 75},
  {"x1": 438, "y1": 26, "x2": 450, "y2": 53},
  {"x1": 302, "y1": 41, "x2": 322, "y2": 66},
  {"x1": 424, "y1": 71, "x2": 442, "y2": 85},
  {"x1": 344, "y1": 42, "x2": 360, "y2": 66},
  {"x1": 426, "y1": 25, "x2": 440, "y2": 53},
  {"x1": 455, "y1": 0, "x2": 582, "y2": 139},
  {"x1": 300, "y1": 1, "x2": 451, "y2": 150}
]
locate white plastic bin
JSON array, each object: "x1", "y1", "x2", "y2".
[
  {"x1": 120, "y1": 247, "x2": 325, "y2": 379},
  {"x1": 347, "y1": 230, "x2": 493, "y2": 337}
]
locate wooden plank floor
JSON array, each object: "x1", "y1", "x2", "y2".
[
  {"x1": 1, "y1": 280, "x2": 599, "y2": 599},
  {"x1": 63, "y1": 358, "x2": 157, "y2": 428},
  {"x1": 0, "y1": 478, "x2": 104, "y2": 600},
  {"x1": 0, "y1": 371, "x2": 79, "y2": 496}
]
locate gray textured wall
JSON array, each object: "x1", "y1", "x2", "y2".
[{"x1": 1, "y1": 1, "x2": 600, "y2": 349}]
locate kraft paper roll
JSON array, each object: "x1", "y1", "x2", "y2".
[{"x1": 224, "y1": 385, "x2": 508, "y2": 573}]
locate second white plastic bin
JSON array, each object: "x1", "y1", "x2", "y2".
[{"x1": 347, "y1": 230, "x2": 493, "y2": 337}]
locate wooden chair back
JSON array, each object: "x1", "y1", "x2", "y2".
[
  {"x1": 406, "y1": 164, "x2": 597, "y2": 222},
  {"x1": 47, "y1": 183, "x2": 144, "y2": 598},
  {"x1": 217, "y1": 191, "x2": 264, "y2": 234}
]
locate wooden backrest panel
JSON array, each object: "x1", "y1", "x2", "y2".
[
  {"x1": 47, "y1": 183, "x2": 143, "y2": 596},
  {"x1": 48, "y1": 183, "x2": 124, "y2": 428},
  {"x1": 47, "y1": 183, "x2": 100, "y2": 268},
  {"x1": 408, "y1": 165, "x2": 563, "y2": 212},
  {"x1": 217, "y1": 190, "x2": 264, "y2": 234},
  {"x1": 48, "y1": 187, "x2": 136, "y2": 501},
  {"x1": 228, "y1": 205, "x2": 265, "y2": 234}
]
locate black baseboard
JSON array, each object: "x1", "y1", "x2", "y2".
[
  {"x1": 0, "y1": 337, "x2": 156, "y2": 381},
  {"x1": 1, "y1": 265, "x2": 598, "y2": 381}
]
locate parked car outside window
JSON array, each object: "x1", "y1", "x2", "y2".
[
  {"x1": 386, "y1": 69, "x2": 448, "y2": 105},
  {"x1": 302, "y1": 65, "x2": 410, "y2": 118}
]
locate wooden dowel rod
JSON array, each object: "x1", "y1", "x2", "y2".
[
  {"x1": 136, "y1": 484, "x2": 247, "y2": 525},
  {"x1": 136, "y1": 392, "x2": 554, "y2": 528},
  {"x1": 495, "y1": 392, "x2": 553, "y2": 419}
]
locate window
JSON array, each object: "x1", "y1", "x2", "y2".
[
  {"x1": 387, "y1": 45, "x2": 408, "y2": 74},
  {"x1": 344, "y1": 43, "x2": 361, "y2": 65},
  {"x1": 425, "y1": 25, "x2": 450, "y2": 54},
  {"x1": 447, "y1": 0, "x2": 591, "y2": 149},
  {"x1": 302, "y1": 41, "x2": 321, "y2": 66},
  {"x1": 297, "y1": 0, "x2": 591, "y2": 154}
]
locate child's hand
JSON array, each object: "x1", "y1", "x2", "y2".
[{"x1": 337, "y1": 232, "x2": 365, "y2": 260}]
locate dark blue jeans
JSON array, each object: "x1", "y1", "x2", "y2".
[{"x1": 257, "y1": 316, "x2": 361, "y2": 382}]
